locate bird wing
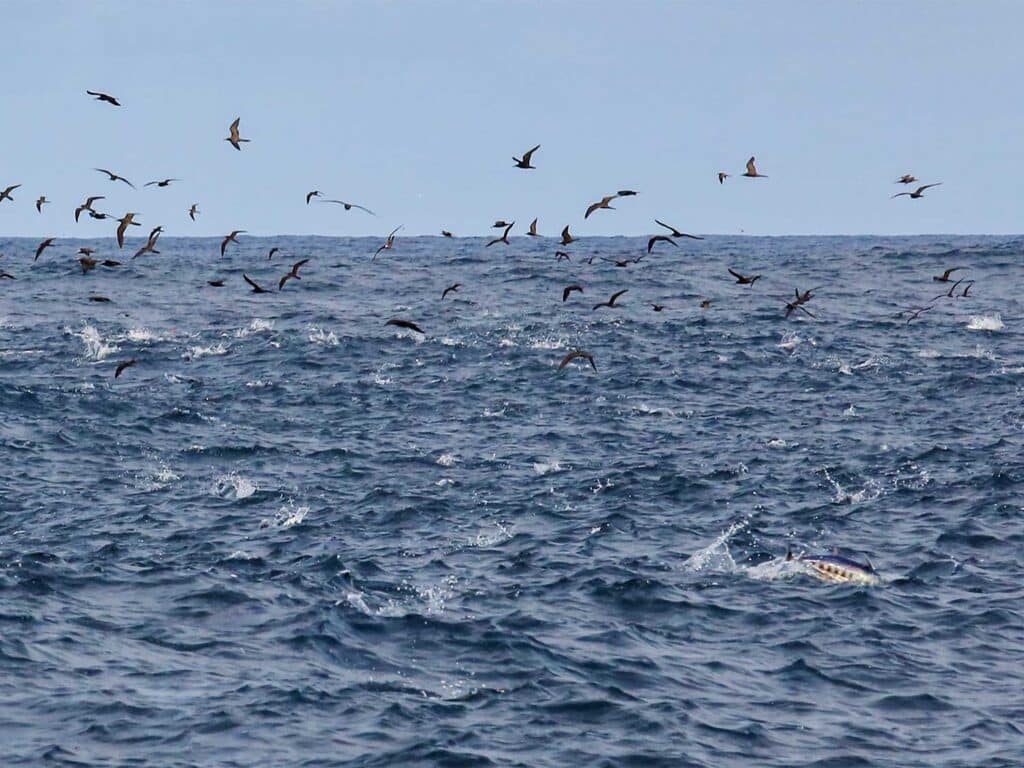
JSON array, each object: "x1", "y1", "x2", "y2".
[
  {"x1": 609, "y1": 289, "x2": 628, "y2": 305},
  {"x1": 728, "y1": 268, "x2": 744, "y2": 280},
  {"x1": 746, "y1": 157, "x2": 757, "y2": 175},
  {"x1": 278, "y1": 274, "x2": 292, "y2": 290},
  {"x1": 917, "y1": 183, "x2": 942, "y2": 193},
  {"x1": 522, "y1": 144, "x2": 540, "y2": 163},
  {"x1": 892, "y1": 192, "x2": 910, "y2": 198},
  {"x1": 584, "y1": 202, "x2": 601, "y2": 219},
  {"x1": 243, "y1": 274, "x2": 264, "y2": 292}
]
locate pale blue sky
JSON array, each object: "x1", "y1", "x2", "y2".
[{"x1": 2, "y1": 1, "x2": 1021, "y2": 238}]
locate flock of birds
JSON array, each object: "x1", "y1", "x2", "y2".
[{"x1": 0, "y1": 89, "x2": 963, "y2": 379}]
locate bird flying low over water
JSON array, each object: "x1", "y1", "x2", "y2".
[
  {"x1": 559, "y1": 350, "x2": 597, "y2": 371},
  {"x1": 743, "y1": 157, "x2": 767, "y2": 178},
  {"x1": 487, "y1": 221, "x2": 514, "y2": 247},
  {"x1": 441, "y1": 230, "x2": 453, "y2": 238},
  {"x1": 75, "y1": 196, "x2": 104, "y2": 222},
  {"x1": 188, "y1": 204, "x2": 199, "y2": 221},
  {"x1": 728, "y1": 268, "x2": 761, "y2": 285},
  {"x1": 278, "y1": 258, "x2": 310, "y2": 290},
  {"x1": 36, "y1": 196, "x2": 48, "y2": 212},
  {"x1": 116, "y1": 213, "x2": 141, "y2": 248},
  {"x1": 319, "y1": 199, "x2": 376, "y2": 215},
  {"x1": 267, "y1": 247, "x2": 280, "y2": 260},
  {"x1": 386, "y1": 318, "x2": 425, "y2": 334},
  {"x1": 374, "y1": 226, "x2": 402, "y2": 258},
  {"x1": 35, "y1": 238, "x2": 56, "y2": 261},
  {"x1": 442, "y1": 283, "x2": 461, "y2": 299},
  {"x1": 654, "y1": 220, "x2": 704, "y2": 240},
  {"x1": 593, "y1": 289, "x2": 628, "y2": 311},
  {"x1": 1, "y1": 184, "x2": 21, "y2": 203},
  {"x1": 145, "y1": 178, "x2": 179, "y2": 188},
  {"x1": 243, "y1": 274, "x2": 271, "y2": 293},
  {"x1": 87, "y1": 90, "x2": 121, "y2": 106},
  {"x1": 492, "y1": 220, "x2": 512, "y2": 229},
  {"x1": 647, "y1": 235, "x2": 677, "y2": 253},
  {"x1": 561, "y1": 226, "x2": 576, "y2": 246},
  {"x1": 562, "y1": 284, "x2": 583, "y2": 302},
  {"x1": 526, "y1": 218, "x2": 540, "y2": 237},
  {"x1": 114, "y1": 359, "x2": 137, "y2": 378},
  {"x1": 584, "y1": 195, "x2": 617, "y2": 219},
  {"x1": 513, "y1": 144, "x2": 540, "y2": 169},
  {"x1": 933, "y1": 267, "x2": 961, "y2": 282},
  {"x1": 221, "y1": 230, "x2": 245, "y2": 256},
  {"x1": 133, "y1": 226, "x2": 163, "y2": 259},
  {"x1": 225, "y1": 117, "x2": 250, "y2": 150},
  {"x1": 96, "y1": 168, "x2": 135, "y2": 188},
  {"x1": 892, "y1": 183, "x2": 942, "y2": 199}
]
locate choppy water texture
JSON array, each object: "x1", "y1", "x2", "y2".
[{"x1": 2, "y1": 234, "x2": 1023, "y2": 767}]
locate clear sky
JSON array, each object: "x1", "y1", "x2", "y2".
[{"x1": 2, "y1": 1, "x2": 1021, "y2": 238}]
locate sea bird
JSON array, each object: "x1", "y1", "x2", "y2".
[
  {"x1": 220, "y1": 230, "x2": 245, "y2": 256},
  {"x1": 560, "y1": 226, "x2": 576, "y2": 246},
  {"x1": 36, "y1": 196, "x2": 48, "y2": 213},
  {"x1": 442, "y1": 283, "x2": 461, "y2": 299},
  {"x1": 526, "y1": 218, "x2": 540, "y2": 237},
  {"x1": 892, "y1": 183, "x2": 942, "y2": 199},
  {"x1": 243, "y1": 274, "x2": 271, "y2": 293},
  {"x1": 441, "y1": 230, "x2": 453, "y2": 237},
  {"x1": 306, "y1": 190, "x2": 322, "y2": 204},
  {"x1": 513, "y1": 144, "x2": 540, "y2": 169},
  {"x1": 145, "y1": 178, "x2": 178, "y2": 188},
  {"x1": 225, "y1": 117, "x2": 249, "y2": 150},
  {"x1": 278, "y1": 258, "x2": 310, "y2": 290},
  {"x1": 558, "y1": 350, "x2": 597, "y2": 371},
  {"x1": 932, "y1": 267, "x2": 961, "y2": 282},
  {"x1": 728, "y1": 268, "x2": 761, "y2": 285},
  {"x1": 114, "y1": 359, "x2": 137, "y2": 378},
  {"x1": 319, "y1": 199, "x2": 376, "y2": 215},
  {"x1": 95, "y1": 168, "x2": 135, "y2": 188},
  {"x1": 743, "y1": 157, "x2": 767, "y2": 178},
  {"x1": 87, "y1": 90, "x2": 121, "y2": 106},
  {"x1": 654, "y1": 220, "x2": 704, "y2": 239},
  {"x1": 896, "y1": 175, "x2": 918, "y2": 184},
  {"x1": 486, "y1": 221, "x2": 514, "y2": 247},
  {"x1": 75, "y1": 196, "x2": 106, "y2": 221},
  {"x1": 386, "y1": 318, "x2": 424, "y2": 334},
  {"x1": 0, "y1": 184, "x2": 21, "y2": 203},
  {"x1": 188, "y1": 204, "x2": 199, "y2": 221},
  {"x1": 374, "y1": 226, "x2": 402, "y2": 259},
  {"x1": 34, "y1": 238, "x2": 56, "y2": 261},
  {"x1": 133, "y1": 226, "x2": 163, "y2": 259},
  {"x1": 718, "y1": 172, "x2": 729, "y2": 184},
  {"x1": 115, "y1": 213, "x2": 140, "y2": 248},
  {"x1": 562, "y1": 284, "x2": 583, "y2": 302},
  {"x1": 593, "y1": 289, "x2": 628, "y2": 311},
  {"x1": 584, "y1": 195, "x2": 617, "y2": 219}
]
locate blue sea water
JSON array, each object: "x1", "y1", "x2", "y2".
[{"x1": 1, "y1": 234, "x2": 1022, "y2": 767}]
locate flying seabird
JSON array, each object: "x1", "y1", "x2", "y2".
[
  {"x1": 441, "y1": 230, "x2": 453, "y2": 237},
  {"x1": 306, "y1": 190, "x2": 322, "y2": 204},
  {"x1": 892, "y1": 183, "x2": 942, "y2": 200},
  {"x1": 486, "y1": 221, "x2": 514, "y2": 247},
  {"x1": 319, "y1": 199, "x2": 376, "y2": 215},
  {"x1": 208, "y1": 280, "x2": 225, "y2": 287},
  {"x1": 718, "y1": 172, "x2": 729, "y2": 184},
  {"x1": 654, "y1": 220, "x2": 704, "y2": 239},
  {"x1": 492, "y1": 220, "x2": 512, "y2": 228},
  {"x1": 278, "y1": 258, "x2": 310, "y2": 290},
  {"x1": 221, "y1": 230, "x2": 245, "y2": 256},
  {"x1": 896, "y1": 175, "x2": 918, "y2": 184},
  {"x1": 374, "y1": 226, "x2": 402, "y2": 259},
  {"x1": 114, "y1": 359, "x2": 137, "y2": 378},
  {"x1": 243, "y1": 274, "x2": 271, "y2": 293},
  {"x1": 95, "y1": 168, "x2": 135, "y2": 188},
  {"x1": 79, "y1": 257, "x2": 98, "y2": 273},
  {"x1": 186, "y1": 204, "x2": 199, "y2": 221},
  {"x1": 0, "y1": 271, "x2": 14, "y2": 280},
  {"x1": 728, "y1": 268, "x2": 761, "y2": 285},
  {"x1": 225, "y1": 117, "x2": 250, "y2": 150},
  {"x1": 0, "y1": 184, "x2": 21, "y2": 203},
  {"x1": 513, "y1": 144, "x2": 540, "y2": 169},
  {"x1": 267, "y1": 247, "x2": 279, "y2": 260},
  {"x1": 593, "y1": 289, "x2": 628, "y2": 311},
  {"x1": 34, "y1": 238, "x2": 56, "y2": 261},
  {"x1": 116, "y1": 213, "x2": 141, "y2": 248},
  {"x1": 132, "y1": 226, "x2": 163, "y2": 259},
  {"x1": 652, "y1": 303, "x2": 665, "y2": 312},
  {"x1": 617, "y1": 190, "x2": 638, "y2": 197},
  {"x1": 555, "y1": 251, "x2": 571, "y2": 262},
  {"x1": 933, "y1": 267, "x2": 961, "y2": 282},
  {"x1": 584, "y1": 195, "x2": 617, "y2": 219},
  {"x1": 561, "y1": 226, "x2": 576, "y2": 246},
  {"x1": 36, "y1": 196, "x2": 48, "y2": 213},
  {"x1": 442, "y1": 283, "x2": 461, "y2": 299},
  {"x1": 75, "y1": 196, "x2": 104, "y2": 222},
  {"x1": 743, "y1": 157, "x2": 767, "y2": 178},
  {"x1": 647, "y1": 235, "x2": 677, "y2": 253},
  {"x1": 144, "y1": 178, "x2": 178, "y2": 188},
  {"x1": 558, "y1": 350, "x2": 597, "y2": 371},
  {"x1": 386, "y1": 318, "x2": 425, "y2": 334},
  {"x1": 526, "y1": 218, "x2": 540, "y2": 236},
  {"x1": 562, "y1": 284, "x2": 583, "y2": 302},
  {"x1": 87, "y1": 90, "x2": 121, "y2": 106}
]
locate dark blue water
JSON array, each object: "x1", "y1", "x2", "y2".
[{"x1": 1, "y1": 234, "x2": 1023, "y2": 767}]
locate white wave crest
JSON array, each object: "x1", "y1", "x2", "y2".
[{"x1": 967, "y1": 314, "x2": 1003, "y2": 331}]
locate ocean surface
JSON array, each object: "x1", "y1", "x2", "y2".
[{"x1": 1, "y1": 234, "x2": 1022, "y2": 767}]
